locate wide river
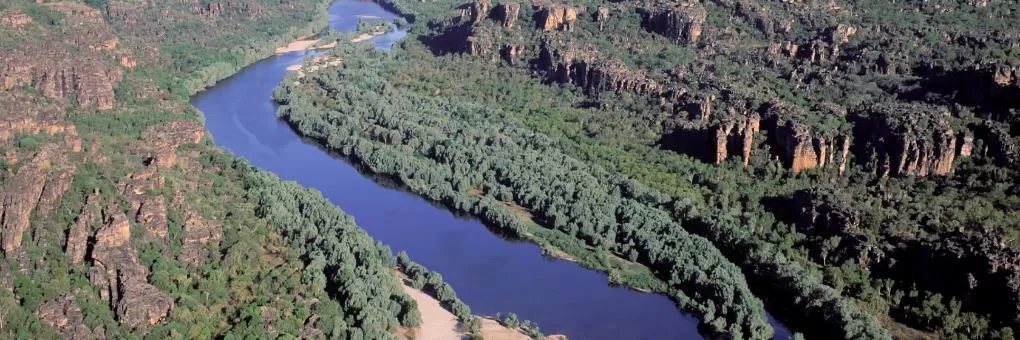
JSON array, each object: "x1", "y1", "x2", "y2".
[{"x1": 193, "y1": 1, "x2": 790, "y2": 339}]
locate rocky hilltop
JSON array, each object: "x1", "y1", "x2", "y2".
[
  {"x1": 422, "y1": 0, "x2": 1015, "y2": 179},
  {"x1": 0, "y1": 0, "x2": 432, "y2": 338}
]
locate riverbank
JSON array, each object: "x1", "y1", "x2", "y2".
[
  {"x1": 195, "y1": 1, "x2": 713, "y2": 339},
  {"x1": 398, "y1": 282, "x2": 463, "y2": 340},
  {"x1": 274, "y1": 32, "x2": 383, "y2": 54},
  {"x1": 398, "y1": 281, "x2": 570, "y2": 340}
]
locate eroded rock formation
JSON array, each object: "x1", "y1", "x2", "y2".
[
  {"x1": 142, "y1": 120, "x2": 205, "y2": 168},
  {"x1": 534, "y1": 0, "x2": 580, "y2": 32},
  {"x1": 767, "y1": 189, "x2": 883, "y2": 267},
  {"x1": 66, "y1": 191, "x2": 101, "y2": 265},
  {"x1": 854, "y1": 103, "x2": 959, "y2": 177},
  {"x1": 642, "y1": 2, "x2": 707, "y2": 44},
  {"x1": 538, "y1": 39, "x2": 660, "y2": 96},
  {"x1": 0, "y1": 9, "x2": 32, "y2": 28},
  {"x1": 0, "y1": 3, "x2": 124, "y2": 110},
  {"x1": 88, "y1": 205, "x2": 173, "y2": 330},
  {"x1": 0, "y1": 260, "x2": 12, "y2": 295},
  {"x1": 1, "y1": 146, "x2": 59, "y2": 255},
  {"x1": 179, "y1": 210, "x2": 224, "y2": 265},
  {"x1": 494, "y1": 2, "x2": 520, "y2": 28},
  {"x1": 35, "y1": 294, "x2": 92, "y2": 339}
]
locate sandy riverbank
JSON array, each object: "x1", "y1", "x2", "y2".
[
  {"x1": 397, "y1": 279, "x2": 567, "y2": 340},
  {"x1": 398, "y1": 282, "x2": 463, "y2": 340},
  {"x1": 275, "y1": 32, "x2": 382, "y2": 54}
]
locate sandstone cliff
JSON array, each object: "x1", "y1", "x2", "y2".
[
  {"x1": 1, "y1": 146, "x2": 60, "y2": 255},
  {"x1": 66, "y1": 191, "x2": 101, "y2": 265},
  {"x1": 853, "y1": 103, "x2": 959, "y2": 177},
  {"x1": 641, "y1": 2, "x2": 707, "y2": 44},
  {"x1": 0, "y1": 3, "x2": 125, "y2": 111},
  {"x1": 537, "y1": 38, "x2": 661, "y2": 97},
  {"x1": 35, "y1": 294, "x2": 93, "y2": 339},
  {"x1": 533, "y1": 0, "x2": 580, "y2": 32},
  {"x1": 89, "y1": 205, "x2": 173, "y2": 331}
]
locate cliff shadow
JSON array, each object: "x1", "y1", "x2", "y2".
[
  {"x1": 656, "y1": 124, "x2": 716, "y2": 164},
  {"x1": 417, "y1": 6, "x2": 474, "y2": 56},
  {"x1": 898, "y1": 67, "x2": 1020, "y2": 121}
]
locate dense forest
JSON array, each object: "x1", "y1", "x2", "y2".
[
  {"x1": 0, "y1": 0, "x2": 488, "y2": 338},
  {"x1": 274, "y1": 0, "x2": 1020, "y2": 338}
]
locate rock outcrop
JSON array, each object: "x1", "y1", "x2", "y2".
[
  {"x1": 0, "y1": 259, "x2": 12, "y2": 295},
  {"x1": 774, "y1": 122, "x2": 820, "y2": 173},
  {"x1": 1, "y1": 147, "x2": 57, "y2": 255},
  {"x1": 641, "y1": 2, "x2": 707, "y2": 44},
  {"x1": 35, "y1": 294, "x2": 92, "y2": 339},
  {"x1": 0, "y1": 3, "x2": 124, "y2": 111},
  {"x1": 594, "y1": 6, "x2": 610, "y2": 31},
  {"x1": 534, "y1": 1, "x2": 580, "y2": 32},
  {"x1": 854, "y1": 103, "x2": 959, "y2": 177},
  {"x1": 493, "y1": 2, "x2": 520, "y2": 28},
  {"x1": 464, "y1": 0, "x2": 490, "y2": 25},
  {"x1": 142, "y1": 120, "x2": 204, "y2": 168},
  {"x1": 66, "y1": 191, "x2": 101, "y2": 265},
  {"x1": 36, "y1": 167, "x2": 76, "y2": 218},
  {"x1": 0, "y1": 9, "x2": 32, "y2": 28},
  {"x1": 179, "y1": 210, "x2": 223, "y2": 265},
  {"x1": 538, "y1": 39, "x2": 660, "y2": 96},
  {"x1": 993, "y1": 63, "x2": 1019, "y2": 88},
  {"x1": 973, "y1": 121, "x2": 1017, "y2": 166},
  {"x1": 89, "y1": 205, "x2": 173, "y2": 330},
  {"x1": 0, "y1": 52, "x2": 121, "y2": 111},
  {"x1": 769, "y1": 189, "x2": 883, "y2": 266}
]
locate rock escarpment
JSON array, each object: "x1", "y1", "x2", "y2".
[
  {"x1": 0, "y1": 145, "x2": 77, "y2": 255},
  {"x1": 533, "y1": 0, "x2": 580, "y2": 32},
  {"x1": 0, "y1": 3, "x2": 124, "y2": 111},
  {"x1": 493, "y1": 2, "x2": 520, "y2": 28},
  {"x1": 66, "y1": 191, "x2": 101, "y2": 265},
  {"x1": 88, "y1": 205, "x2": 173, "y2": 330},
  {"x1": 142, "y1": 120, "x2": 204, "y2": 168},
  {"x1": 537, "y1": 38, "x2": 661, "y2": 96},
  {"x1": 35, "y1": 294, "x2": 93, "y2": 339},
  {"x1": 641, "y1": 2, "x2": 707, "y2": 44},
  {"x1": 853, "y1": 103, "x2": 959, "y2": 177}
]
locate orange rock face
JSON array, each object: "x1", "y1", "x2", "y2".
[{"x1": 535, "y1": 1, "x2": 580, "y2": 32}]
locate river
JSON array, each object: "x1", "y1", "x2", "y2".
[{"x1": 192, "y1": 0, "x2": 789, "y2": 339}]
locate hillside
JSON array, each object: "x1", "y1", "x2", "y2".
[
  {"x1": 273, "y1": 0, "x2": 1020, "y2": 338},
  {"x1": 0, "y1": 0, "x2": 483, "y2": 338}
]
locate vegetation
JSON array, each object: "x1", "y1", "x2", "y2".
[
  {"x1": 271, "y1": 0, "x2": 1020, "y2": 337},
  {"x1": 0, "y1": 0, "x2": 477, "y2": 338}
]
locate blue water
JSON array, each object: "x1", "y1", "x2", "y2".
[{"x1": 192, "y1": 1, "x2": 790, "y2": 338}]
